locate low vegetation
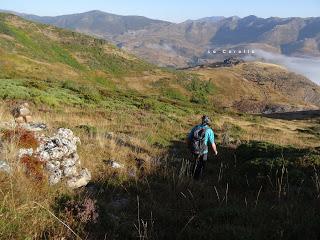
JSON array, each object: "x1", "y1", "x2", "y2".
[{"x1": 1, "y1": 100, "x2": 319, "y2": 239}]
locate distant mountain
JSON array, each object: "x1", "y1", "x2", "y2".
[
  {"x1": 0, "y1": 9, "x2": 171, "y2": 38},
  {"x1": 1, "y1": 10, "x2": 320, "y2": 67},
  {"x1": 24, "y1": 10, "x2": 171, "y2": 39},
  {"x1": 185, "y1": 16, "x2": 225, "y2": 23}
]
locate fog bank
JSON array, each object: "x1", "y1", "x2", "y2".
[{"x1": 249, "y1": 50, "x2": 320, "y2": 85}]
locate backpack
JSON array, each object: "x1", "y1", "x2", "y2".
[{"x1": 190, "y1": 126, "x2": 208, "y2": 155}]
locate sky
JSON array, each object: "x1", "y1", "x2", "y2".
[{"x1": 1, "y1": 0, "x2": 319, "y2": 22}]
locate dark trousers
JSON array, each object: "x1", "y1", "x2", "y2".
[{"x1": 192, "y1": 154, "x2": 207, "y2": 180}]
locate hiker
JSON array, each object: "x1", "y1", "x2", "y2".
[{"x1": 188, "y1": 115, "x2": 218, "y2": 180}]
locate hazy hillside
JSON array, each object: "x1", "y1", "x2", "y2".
[
  {"x1": 27, "y1": 10, "x2": 170, "y2": 39},
  {"x1": 6, "y1": 10, "x2": 320, "y2": 67},
  {"x1": 116, "y1": 15, "x2": 320, "y2": 66},
  {"x1": 191, "y1": 62, "x2": 320, "y2": 113},
  {"x1": 0, "y1": 9, "x2": 171, "y2": 38}
]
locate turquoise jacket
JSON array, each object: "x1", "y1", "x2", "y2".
[{"x1": 188, "y1": 124, "x2": 215, "y2": 154}]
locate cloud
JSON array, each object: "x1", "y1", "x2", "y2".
[{"x1": 247, "y1": 50, "x2": 320, "y2": 85}]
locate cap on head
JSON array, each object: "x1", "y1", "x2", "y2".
[{"x1": 201, "y1": 115, "x2": 211, "y2": 125}]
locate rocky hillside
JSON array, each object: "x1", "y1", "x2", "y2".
[
  {"x1": 7, "y1": 10, "x2": 320, "y2": 67},
  {"x1": 25, "y1": 10, "x2": 170, "y2": 39},
  {"x1": 190, "y1": 61, "x2": 320, "y2": 113},
  {"x1": 116, "y1": 15, "x2": 320, "y2": 66}
]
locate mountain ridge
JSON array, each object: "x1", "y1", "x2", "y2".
[{"x1": 1, "y1": 9, "x2": 319, "y2": 67}]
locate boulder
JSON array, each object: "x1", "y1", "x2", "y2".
[
  {"x1": 2, "y1": 121, "x2": 91, "y2": 188},
  {"x1": 103, "y1": 159, "x2": 125, "y2": 169},
  {"x1": 18, "y1": 148, "x2": 34, "y2": 159},
  {"x1": 35, "y1": 128, "x2": 90, "y2": 187},
  {"x1": 45, "y1": 161, "x2": 61, "y2": 172},
  {"x1": 14, "y1": 128, "x2": 91, "y2": 188},
  {"x1": 67, "y1": 168, "x2": 91, "y2": 188},
  {"x1": 0, "y1": 160, "x2": 11, "y2": 173},
  {"x1": 22, "y1": 123, "x2": 47, "y2": 132},
  {"x1": 63, "y1": 166, "x2": 78, "y2": 177},
  {"x1": 3, "y1": 109, "x2": 91, "y2": 188},
  {"x1": 49, "y1": 169, "x2": 63, "y2": 185},
  {"x1": 11, "y1": 103, "x2": 32, "y2": 124}
]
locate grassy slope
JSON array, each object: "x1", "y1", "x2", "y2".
[
  {"x1": 0, "y1": 13, "x2": 217, "y2": 111},
  {"x1": 192, "y1": 62, "x2": 320, "y2": 112},
  {"x1": 0, "y1": 13, "x2": 320, "y2": 239}
]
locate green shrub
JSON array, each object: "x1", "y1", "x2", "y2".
[
  {"x1": 163, "y1": 88, "x2": 187, "y2": 101},
  {"x1": 61, "y1": 80, "x2": 81, "y2": 93},
  {"x1": 190, "y1": 91, "x2": 209, "y2": 104},
  {"x1": 187, "y1": 79, "x2": 215, "y2": 104},
  {"x1": 35, "y1": 95, "x2": 59, "y2": 107},
  {"x1": 79, "y1": 86, "x2": 102, "y2": 103},
  {"x1": 50, "y1": 44, "x2": 83, "y2": 70},
  {"x1": 23, "y1": 80, "x2": 49, "y2": 91},
  {"x1": 0, "y1": 19, "x2": 12, "y2": 35},
  {"x1": 0, "y1": 79, "x2": 33, "y2": 100}
]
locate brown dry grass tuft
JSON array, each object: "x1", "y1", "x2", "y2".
[
  {"x1": 1, "y1": 128, "x2": 39, "y2": 149},
  {"x1": 20, "y1": 155, "x2": 45, "y2": 181}
]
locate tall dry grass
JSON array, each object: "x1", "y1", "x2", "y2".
[{"x1": 0, "y1": 101, "x2": 319, "y2": 238}]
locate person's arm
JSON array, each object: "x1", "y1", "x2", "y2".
[
  {"x1": 211, "y1": 142, "x2": 218, "y2": 156},
  {"x1": 208, "y1": 129, "x2": 218, "y2": 156}
]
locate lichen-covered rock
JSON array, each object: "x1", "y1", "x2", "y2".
[
  {"x1": 18, "y1": 148, "x2": 34, "y2": 159},
  {"x1": 3, "y1": 125, "x2": 91, "y2": 188},
  {"x1": 0, "y1": 160, "x2": 11, "y2": 173},
  {"x1": 61, "y1": 154, "x2": 79, "y2": 168},
  {"x1": 22, "y1": 123, "x2": 47, "y2": 132},
  {"x1": 66, "y1": 168, "x2": 91, "y2": 189},
  {"x1": 63, "y1": 166, "x2": 78, "y2": 177},
  {"x1": 3, "y1": 111, "x2": 90, "y2": 187},
  {"x1": 104, "y1": 159, "x2": 125, "y2": 169},
  {"x1": 29, "y1": 128, "x2": 90, "y2": 188},
  {"x1": 45, "y1": 161, "x2": 61, "y2": 172},
  {"x1": 49, "y1": 169, "x2": 62, "y2": 185},
  {"x1": 38, "y1": 151, "x2": 51, "y2": 162}
]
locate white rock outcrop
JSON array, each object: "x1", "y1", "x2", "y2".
[
  {"x1": 3, "y1": 106, "x2": 91, "y2": 188},
  {"x1": 18, "y1": 148, "x2": 33, "y2": 159},
  {"x1": 34, "y1": 128, "x2": 91, "y2": 188},
  {"x1": 0, "y1": 160, "x2": 11, "y2": 173}
]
